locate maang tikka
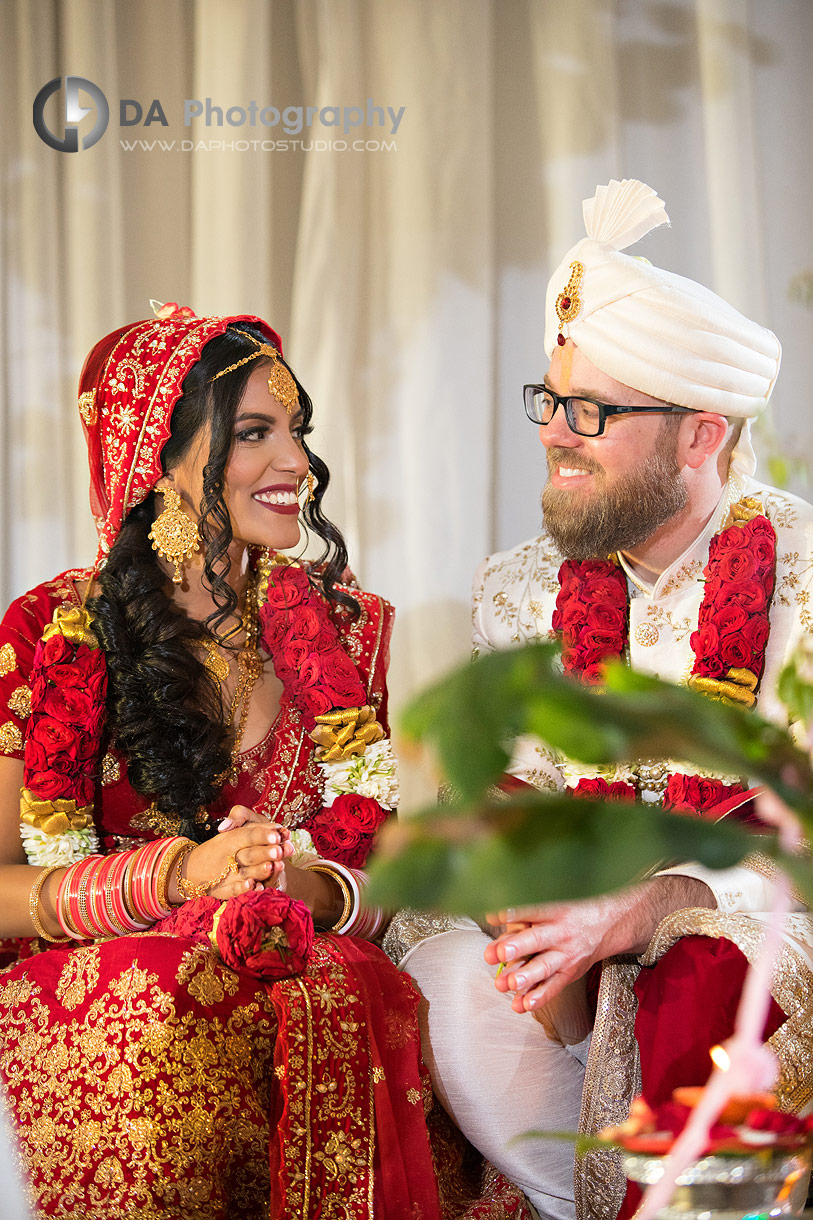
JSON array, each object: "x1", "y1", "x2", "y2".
[{"x1": 148, "y1": 487, "x2": 201, "y2": 583}]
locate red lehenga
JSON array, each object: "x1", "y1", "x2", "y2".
[{"x1": 0, "y1": 570, "x2": 444, "y2": 1220}]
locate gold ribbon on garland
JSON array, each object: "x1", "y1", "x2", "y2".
[{"x1": 20, "y1": 789, "x2": 94, "y2": 836}]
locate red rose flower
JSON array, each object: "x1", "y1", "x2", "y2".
[
  {"x1": 582, "y1": 630, "x2": 623, "y2": 653},
  {"x1": 216, "y1": 888, "x2": 314, "y2": 979},
  {"x1": 48, "y1": 686, "x2": 94, "y2": 727},
  {"x1": 30, "y1": 769, "x2": 72, "y2": 801},
  {"x1": 263, "y1": 574, "x2": 307, "y2": 609},
  {"x1": 719, "y1": 637, "x2": 753, "y2": 669},
  {"x1": 725, "y1": 581, "x2": 768, "y2": 613},
  {"x1": 561, "y1": 602, "x2": 586, "y2": 630},
  {"x1": 294, "y1": 606, "x2": 323, "y2": 642},
  {"x1": 716, "y1": 549, "x2": 757, "y2": 582},
  {"x1": 297, "y1": 655, "x2": 322, "y2": 688},
  {"x1": 581, "y1": 663, "x2": 607, "y2": 686},
  {"x1": 259, "y1": 612, "x2": 289, "y2": 653},
  {"x1": 751, "y1": 536, "x2": 776, "y2": 566},
  {"x1": 574, "y1": 779, "x2": 636, "y2": 801},
  {"x1": 318, "y1": 651, "x2": 367, "y2": 707},
  {"x1": 583, "y1": 577, "x2": 627, "y2": 605},
  {"x1": 45, "y1": 662, "x2": 86, "y2": 689},
  {"x1": 746, "y1": 515, "x2": 774, "y2": 537},
  {"x1": 331, "y1": 792, "x2": 388, "y2": 833},
  {"x1": 741, "y1": 617, "x2": 770, "y2": 653},
  {"x1": 283, "y1": 638, "x2": 312, "y2": 670},
  {"x1": 29, "y1": 715, "x2": 77, "y2": 753},
  {"x1": 308, "y1": 797, "x2": 387, "y2": 867},
  {"x1": 585, "y1": 603, "x2": 626, "y2": 632},
  {"x1": 690, "y1": 625, "x2": 725, "y2": 677},
  {"x1": 714, "y1": 528, "x2": 749, "y2": 553},
  {"x1": 40, "y1": 635, "x2": 73, "y2": 666},
  {"x1": 714, "y1": 604, "x2": 749, "y2": 637},
  {"x1": 300, "y1": 686, "x2": 334, "y2": 718}
]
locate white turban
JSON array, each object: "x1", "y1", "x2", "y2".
[{"x1": 543, "y1": 179, "x2": 781, "y2": 477}]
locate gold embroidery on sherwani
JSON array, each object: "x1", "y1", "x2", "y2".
[
  {"x1": 575, "y1": 959, "x2": 641, "y2": 1220},
  {"x1": 641, "y1": 909, "x2": 813, "y2": 1115}
]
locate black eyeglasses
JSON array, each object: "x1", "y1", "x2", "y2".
[{"x1": 523, "y1": 385, "x2": 692, "y2": 438}]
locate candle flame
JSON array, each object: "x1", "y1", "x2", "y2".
[{"x1": 710, "y1": 1044, "x2": 730, "y2": 1072}]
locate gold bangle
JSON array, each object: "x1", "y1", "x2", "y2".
[
  {"x1": 158, "y1": 838, "x2": 196, "y2": 910},
  {"x1": 176, "y1": 850, "x2": 238, "y2": 901},
  {"x1": 29, "y1": 865, "x2": 67, "y2": 942},
  {"x1": 307, "y1": 864, "x2": 354, "y2": 932}
]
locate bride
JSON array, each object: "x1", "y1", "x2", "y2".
[{"x1": 0, "y1": 306, "x2": 441, "y2": 1219}]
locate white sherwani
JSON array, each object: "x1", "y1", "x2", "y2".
[{"x1": 392, "y1": 472, "x2": 813, "y2": 1220}]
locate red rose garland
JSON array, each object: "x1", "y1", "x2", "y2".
[
  {"x1": 257, "y1": 560, "x2": 367, "y2": 730},
  {"x1": 256, "y1": 556, "x2": 394, "y2": 872},
  {"x1": 21, "y1": 609, "x2": 108, "y2": 862},
  {"x1": 309, "y1": 793, "x2": 390, "y2": 868},
  {"x1": 550, "y1": 500, "x2": 778, "y2": 819},
  {"x1": 573, "y1": 778, "x2": 636, "y2": 802},
  {"x1": 663, "y1": 774, "x2": 747, "y2": 818},
  {"x1": 551, "y1": 559, "x2": 629, "y2": 685},
  {"x1": 689, "y1": 513, "x2": 776, "y2": 706}
]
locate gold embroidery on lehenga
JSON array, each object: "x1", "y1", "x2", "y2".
[
  {"x1": 0, "y1": 643, "x2": 17, "y2": 677},
  {"x1": 56, "y1": 947, "x2": 101, "y2": 1011},
  {"x1": 0, "y1": 721, "x2": 22, "y2": 755},
  {"x1": 175, "y1": 944, "x2": 239, "y2": 1005},
  {"x1": 7, "y1": 685, "x2": 31, "y2": 718},
  {"x1": 0, "y1": 949, "x2": 277, "y2": 1219}
]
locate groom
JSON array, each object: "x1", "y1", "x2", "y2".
[{"x1": 402, "y1": 180, "x2": 813, "y2": 1220}]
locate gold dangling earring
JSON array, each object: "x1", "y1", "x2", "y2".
[
  {"x1": 148, "y1": 487, "x2": 201, "y2": 584},
  {"x1": 297, "y1": 472, "x2": 316, "y2": 506}
]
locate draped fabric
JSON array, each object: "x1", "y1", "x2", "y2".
[
  {"x1": 1, "y1": 2, "x2": 811, "y2": 812},
  {"x1": 0, "y1": 925, "x2": 443, "y2": 1219}
]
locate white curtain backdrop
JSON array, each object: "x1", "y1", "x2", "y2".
[{"x1": 2, "y1": 0, "x2": 812, "y2": 803}]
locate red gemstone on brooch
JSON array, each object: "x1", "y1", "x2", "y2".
[
  {"x1": 561, "y1": 297, "x2": 571, "y2": 310},
  {"x1": 557, "y1": 333, "x2": 566, "y2": 346}
]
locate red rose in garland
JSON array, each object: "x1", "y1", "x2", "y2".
[
  {"x1": 552, "y1": 559, "x2": 628, "y2": 684},
  {"x1": 689, "y1": 512, "x2": 776, "y2": 696},
  {"x1": 309, "y1": 794, "x2": 390, "y2": 868},
  {"x1": 257, "y1": 561, "x2": 366, "y2": 731},
  {"x1": 573, "y1": 778, "x2": 636, "y2": 802},
  {"x1": 21, "y1": 608, "x2": 108, "y2": 858}
]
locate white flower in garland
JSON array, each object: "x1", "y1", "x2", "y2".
[
  {"x1": 288, "y1": 829, "x2": 319, "y2": 867},
  {"x1": 21, "y1": 823, "x2": 100, "y2": 867},
  {"x1": 320, "y1": 738, "x2": 399, "y2": 809}
]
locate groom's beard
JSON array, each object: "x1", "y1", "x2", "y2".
[{"x1": 541, "y1": 432, "x2": 688, "y2": 560}]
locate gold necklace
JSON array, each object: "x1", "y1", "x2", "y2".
[{"x1": 203, "y1": 582, "x2": 264, "y2": 784}]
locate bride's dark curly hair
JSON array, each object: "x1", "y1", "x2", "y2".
[{"x1": 88, "y1": 323, "x2": 356, "y2": 840}]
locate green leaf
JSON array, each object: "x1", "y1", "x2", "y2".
[{"x1": 368, "y1": 792, "x2": 755, "y2": 914}]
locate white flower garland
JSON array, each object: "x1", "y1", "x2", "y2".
[
  {"x1": 21, "y1": 823, "x2": 100, "y2": 867},
  {"x1": 319, "y1": 738, "x2": 399, "y2": 809}
]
